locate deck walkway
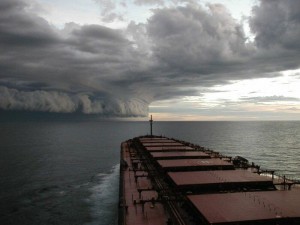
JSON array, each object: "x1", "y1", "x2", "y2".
[{"x1": 120, "y1": 141, "x2": 169, "y2": 225}]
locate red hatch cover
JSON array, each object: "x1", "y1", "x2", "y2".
[
  {"x1": 139, "y1": 137, "x2": 168, "y2": 141},
  {"x1": 151, "y1": 151, "x2": 210, "y2": 159},
  {"x1": 168, "y1": 170, "x2": 272, "y2": 186},
  {"x1": 142, "y1": 142, "x2": 184, "y2": 147},
  {"x1": 187, "y1": 190, "x2": 300, "y2": 224},
  {"x1": 139, "y1": 139, "x2": 176, "y2": 143},
  {"x1": 145, "y1": 146, "x2": 195, "y2": 152},
  {"x1": 157, "y1": 158, "x2": 234, "y2": 171}
]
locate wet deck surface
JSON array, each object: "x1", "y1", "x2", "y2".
[{"x1": 120, "y1": 142, "x2": 169, "y2": 225}]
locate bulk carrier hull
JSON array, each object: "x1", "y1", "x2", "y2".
[{"x1": 119, "y1": 135, "x2": 300, "y2": 225}]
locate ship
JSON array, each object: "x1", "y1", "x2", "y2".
[{"x1": 118, "y1": 117, "x2": 300, "y2": 225}]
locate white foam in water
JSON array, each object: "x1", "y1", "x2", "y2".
[{"x1": 86, "y1": 164, "x2": 120, "y2": 225}]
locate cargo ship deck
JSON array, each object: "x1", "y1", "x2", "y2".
[{"x1": 119, "y1": 135, "x2": 300, "y2": 225}]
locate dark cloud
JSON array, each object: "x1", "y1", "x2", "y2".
[
  {"x1": 0, "y1": 0, "x2": 59, "y2": 48},
  {"x1": 0, "y1": 0, "x2": 150, "y2": 116},
  {"x1": 0, "y1": 0, "x2": 300, "y2": 117},
  {"x1": 145, "y1": 2, "x2": 300, "y2": 82},
  {"x1": 250, "y1": 0, "x2": 300, "y2": 50},
  {"x1": 147, "y1": 4, "x2": 250, "y2": 69},
  {"x1": 0, "y1": 86, "x2": 148, "y2": 115},
  {"x1": 249, "y1": 0, "x2": 300, "y2": 70}
]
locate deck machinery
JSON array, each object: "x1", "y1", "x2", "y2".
[{"x1": 119, "y1": 136, "x2": 300, "y2": 225}]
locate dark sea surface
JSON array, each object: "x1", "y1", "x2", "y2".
[{"x1": 0, "y1": 120, "x2": 300, "y2": 225}]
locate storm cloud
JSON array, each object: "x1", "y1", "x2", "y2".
[
  {"x1": 0, "y1": 0, "x2": 300, "y2": 117},
  {"x1": 249, "y1": 0, "x2": 300, "y2": 71}
]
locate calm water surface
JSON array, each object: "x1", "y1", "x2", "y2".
[{"x1": 0, "y1": 121, "x2": 299, "y2": 224}]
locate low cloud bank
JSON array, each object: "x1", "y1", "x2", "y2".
[{"x1": 0, "y1": 87, "x2": 148, "y2": 116}]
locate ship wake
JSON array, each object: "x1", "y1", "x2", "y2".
[{"x1": 85, "y1": 164, "x2": 120, "y2": 225}]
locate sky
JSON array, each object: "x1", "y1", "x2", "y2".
[{"x1": 0, "y1": 0, "x2": 300, "y2": 121}]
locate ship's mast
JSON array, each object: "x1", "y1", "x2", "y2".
[{"x1": 149, "y1": 115, "x2": 153, "y2": 136}]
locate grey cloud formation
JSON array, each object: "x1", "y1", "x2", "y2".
[
  {"x1": 94, "y1": 0, "x2": 124, "y2": 22},
  {"x1": 147, "y1": 4, "x2": 251, "y2": 72},
  {"x1": 0, "y1": 86, "x2": 148, "y2": 115},
  {"x1": 1, "y1": 0, "x2": 300, "y2": 117},
  {"x1": 249, "y1": 0, "x2": 300, "y2": 71},
  {"x1": 250, "y1": 0, "x2": 300, "y2": 50},
  {"x1": 133, "y1": 0, "x2": 197, "y2": 6},
  {"x1": 134, "y1": 0, "x2": 165, "y2": 6},
  {"x1": 0, "y1": 0, "x2": 150, "y2": 116},
  {"x1": 241, "y1": 96, "x2": 300, "y2": 103}
]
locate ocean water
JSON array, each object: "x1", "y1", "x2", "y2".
[{"x1": 0, "y1": 120, "x2": 299, "y2": 224}]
